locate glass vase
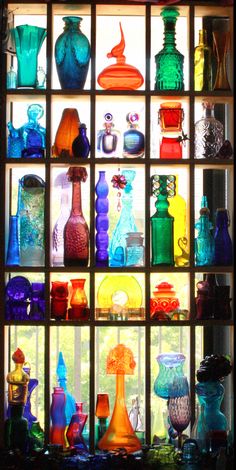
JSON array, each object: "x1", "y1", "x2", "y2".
[
  {"x1": 50, "y1": 386, "x2": 67, "y2": 448},
  {"x1": 109, "y1": 169, "x2": 137, "y2": 267},
  {"x1": 29, "y1": 282, "x2": 45, "y2": 320},
  {"x1": 213, "y1": 31, "x2": 231, "y2": 91},
  {"x1": 154, "y1": 352, "x2": 185, "y2": 400},
  {"x1": 12, "y1": 24, "x2": 46, "y2": 88},
  {"x1": 68, "y1": 279, "x2": 89, "y2": 320},
  {"x1": 95, "y1": 393, "x2": 110, "y2": 444},
  {"x1": 6, "y1": 215, "x2": 20, "y2": 265},
  {"x1": 50, "y1": 281, "x2": 69, "y2": 320},
  {"x1": 66, "y1": 402, "x2": 88, "y2": 452},
  {"x1": 168, "y1": 376, "x2": 191, "y2": 449},
  {"x1": 95, "y1": 171, "x2": 109, "y2": 267},
  {"x1": 64, "y1": 167, "x2": 89, "y2": 267},
  {"x1": 52, "y1": 108, "x2": 80, "y2": 158},
  {"x1": 55, "y1": 16, "x2": 90, "y2": 90}
]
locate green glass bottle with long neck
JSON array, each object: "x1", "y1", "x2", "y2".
[
  {"x1": 151, "y1": 176, "x2": 174, "y2": 266},
  {"x1": 194, "y1": 29, "x2": 212, "y2": 91},
  {"x1": 155, "y1": 7, "x2": 184, "y2": 91}
]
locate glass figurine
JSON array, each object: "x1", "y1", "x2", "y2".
[
  {"x1": 56, "y1": 352, "x2": 76, "y2": 426},
  {"x1": 7, "y1": 104, "x2": 46, "y2": 159},
  {"x1": 194, "y1": 101, "x2": 224, "y2": 159},
  {"x1": 195, "y1": 196, "x2": 215, "y2": 266},
  {"x1": 123, "y1": 112, "x2": 145, "y2": 158},
  {"x1": 194, "y1": 29, "x2": 212, "y2": 91},
  {"x1": 155, "y1": 7, "x2": 184, "y2": 91},
  {"x1": 97, "y1": 22, "x2": 144, "y2": 90},
  {"x1": 97, "y1": 113, "x2": 120, "y2": 157},
  {"x1": 7, "y1": 348, "x2": 30, "y2": 406}
]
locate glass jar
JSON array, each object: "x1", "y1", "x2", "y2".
[{"x1": 125, "y1": 232, "x2": 145, "y2": 267}]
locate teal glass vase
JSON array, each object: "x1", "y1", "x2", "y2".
[
  {"x1": 155, "y1": 7, "x2": 184, "y2": 91},
  {"x1": 55, "y1": 16, "x2": 90, "y2": 90},
  {"x1": 154, "y1": 352, "x2": 185, "y2": 400},
  {"x1": 151, "y1": 175, "x2": 174, "y2": 266},
  {"x1": 12, "y1": 24, "x2": 46, "y2": 88},
  {"x1": 109, "y1": 170, "x2": 137, "y2": 267}
]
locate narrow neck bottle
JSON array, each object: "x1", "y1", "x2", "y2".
[{"x1": 71, "y1": 180, "x2": 82, "y2": 216}]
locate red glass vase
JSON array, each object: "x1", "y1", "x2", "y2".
[
  {"x1": 50, "y1": 281, "x2": 69, "y2": 320},
  {"x1": 158, "y1": 102, "x2": 184, "y2": 132},
  {"x1": 66, "y1": 402, "x2": 88, "y2": 452}
]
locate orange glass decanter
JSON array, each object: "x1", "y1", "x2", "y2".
[
  {"x1": 98, "y1": 343, "x2": 141, "y2": 453},
  {"x1": 97, "y1": 22, "x2": 144, "y2": 90}
]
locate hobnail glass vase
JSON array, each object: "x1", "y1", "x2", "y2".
[{"x1": 55, "y1": 16, "x2": 90, "y2": 90}]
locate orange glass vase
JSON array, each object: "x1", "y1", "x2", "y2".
[
  {"x1": 52, "y1": 108, "x2": 80, "y2": 158},
  {"x1": 98, "y1": 344, "x2": 141, "y2": 453},
  {"x1": 97, "y1": 23, "x2": 144, "y2": 90},
  {"x1": 68, "y1": 278, "x2": 89, "y2": 320}
]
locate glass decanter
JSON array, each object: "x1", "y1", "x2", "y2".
[
  {"x1": 155, "y1": 7, "x2": 184, "y2": 91},
  {"x1": 97, "y1": 112, "x2": 120, "y2": 157},
  {"x1": 109, "y1": 169, "x2": 137, "y2": 267},
  {"x1": 123, "y1": 112, "x2": 145, "y2": 158},
  {"x1": 194, "y1": 101, "x2": 224, "y2": 159}
]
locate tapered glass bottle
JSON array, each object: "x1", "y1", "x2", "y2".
[
  {"x1": 195, "y1": 196, "x2": 215, "y2": 266},
  {"x1": 194, "y1": 29, "x2": 212, "y2": 91},
  {"x1": 95, "y1": 171, "x2": 109, "y2": 266},
  {"x1": 151, "y1": 175, "x2": 174, "y2": 266},
  {"x1": 64, "y1": 167, "x2": 89, "y2": 267},
  {"x1": 155, "y1": 7, "x2": 184, "y2": 91},
  {"x1": 214, "y1": 208, "x2": 233, "y2": 265}
]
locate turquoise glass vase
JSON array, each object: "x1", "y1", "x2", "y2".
[
  {"x1": 109, "y1": 170, "x2": 137, "y2": 267},
  {"x1": 154, "y1": 353, "x2": 185, "y2": 399},
  {"x1": 12, "y1": 25, "x2": 46, "y2": 88},
  {"x1": 55, "y1": 16, "x2": 90, "y2": 89}
]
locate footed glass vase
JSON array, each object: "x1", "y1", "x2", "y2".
[
  {"x1": 55, "y1": 16, "x2": 90, "y2": 90},
  {"x1": 109, "y1": 169, "x2": 137, "y2": 267},
  {"x1": 12, "y1": 24, "x2": 46, "y2": 88}
]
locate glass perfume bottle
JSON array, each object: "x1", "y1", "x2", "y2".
[
  {"x1": 123, "y1": 112, "x2": 144, "y2": 158},
  {"x1": 155, "y1": 7, "x2": 184, "y2": 91},
  {"x1": 52, "y1": 173, "x2": 71, "y2": 266},
  {"x1": 72, "y1": 123, "x2": 90, "y2": 158},
  {"x1": 194, "y1": 29, "x2": 212, "y2": 91},
  {"x1": 97, "y1": 113, "x2": 119, "y2": 157},
  {"x1": 64, "y1": 166, "x2": 89, "y2": 267},
  {"x1": 194, "y1": 102, "x2": 224, "y2": 159},
  {"x1": 7, "y1": 65, "x2": 17, "y2": 89},
  {"x1": 214, "y1": 208, "x2": 233, "y2": 265},
  {"x1": 109, "y1": 169, "x2": 138, "y2": 267},
  {"x1": 195, "y1": 196, "x2": 215, "y2": 266},
  {"x1": 151, "y1": 175, "x2": 174, "y2": 266},
  {"x1": 95, "y1": 170, "x2": 109, "y2": 267}
]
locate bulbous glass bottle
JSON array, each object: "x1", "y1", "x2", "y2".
[
  {"x1": 72, "y1": 123, "x2": 90, "y2": 158},
  {"x1": 123, "y1": 112, "x2": 145, "y2": 158},
  {"x1": 194, "y1": 102, "x2": 223, "y2": 159}
]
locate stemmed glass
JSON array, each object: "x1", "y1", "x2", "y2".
[{"x1": 168, "y1": 376, "x2": 191, "y2": 449}]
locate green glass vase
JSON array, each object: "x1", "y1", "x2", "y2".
[
  {"x1": 12, "y1": 24, "x2": 47, "y2": 88},
  {"x1": 151, "y1": 175, "x2": 174, "y2": 266},
  {"x1": 155, "y1": 7, "x2": 184, "y2": 91}
]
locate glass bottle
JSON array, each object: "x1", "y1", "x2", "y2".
[
  {"x1": 72, "y1": 123, "x2": 90, "y2": 158},
  {"x1": 50, "y1": 281, "x2": 69, "y2": 320},
  {"x1": 194, "y1": 29, "x2": 212, "y2": 91},
  {"x1": 97, "y1": 113, "x2": 119, "y2": 157},
  {"x1": 195, "y1": 196, "x2": 215, "y2": 266},
  {"x1": 123, "y1": 112, "x2": 145, "y2": 158},
  {"x1": 214, "y1": 208, "x2": 233, "y2": 265},
  {"x1": 55, "y1": 16, "x2": 91, "y2": 90},
  {"x1": 168, "y1": 376, "x2": 191, "y2": 450},
  {"x1": 7, "y1": 348, "x2": 30, "y2": 406},
  {"x1": 29, "y1": 282, "x2": 45, "y2": 320},
  {"x1": 6, "y1": 215, "x2": 20, "y2": 265},
  {"x1": 95, "y1": 393, "x2": 110, "y2": 444},
  {"x1": 151, "y1": 175, "x2": 174, "y2": 266},
  {"x1": 168, "y1": 175, "x2": 189, "y2": 266},
  {"x1": 50, "y1": 386, "x2": 67, "y2": 448},
  {"x1": 194, "y1": 101, "x2": 224, "y2": 159},
  {"x1": 22, "y1": 363, "x2": 38, "y2": 429},
  {"x1": 52, "y1": 173, "x2": 71, "y2": 266},
  {"x1": 155, "y1": 7, "x2": 184, "y2": 91},
  {"x1": 36, "y1": 66, "x2": 46, "y2": 89},
  {"x1": 109, "y1": 169, "x2": 137, "y2": 267},
  {"x1": 64, "y1": 166, "x2": 89, "y2": 267},
  {"x1": 66, "y1": 402, "x2": 88, "y2": 452},
  {"x1": 125, "y1": 232, "x2": 145, "y2": 267},
  {"x1": 68, "y1": 279, "x2": 89, "y2": 320},
  {"x1": 4, "y1": 404, "x2": 29, "y2": 453},
  {"x1": 18, "y1": 174, "x2": 45, "y2": 266},
  {"x1": 52, "y1": 108, "x2": 80, "y2": 158},
  {"x1": 7, "y1": 65, "x2": 17, "y2": 89},
  {"x1": 56, "y1": 352, "x2": 76, "y2": 426},
  {"x1": 95, "y1": 171, "x2": 109, "y2": 267}
]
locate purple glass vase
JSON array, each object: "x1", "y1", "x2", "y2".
[{"x1": 95, "y1": 171, "x2": 109, "y2": 267}]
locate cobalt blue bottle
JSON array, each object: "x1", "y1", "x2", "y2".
[
  {"x1": 214, "y1": 208, "x2": 233, "y2": 265},
  {"x1": 72, "y1": 123, "x2": 90, "y2": 158},
  {"x1": 95, "y1": 171, "x2": 109, "y2": 266}
]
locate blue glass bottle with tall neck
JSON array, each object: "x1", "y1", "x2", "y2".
[{"x1": 195, "y1": 196, "x2": 215, "y2": 266}]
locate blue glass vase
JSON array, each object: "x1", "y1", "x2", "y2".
[
  {"x1": 12, "y1": 24, "x2": 47, "y2": 88},
  {"x1": 6, "y1": 215, "x2": 20, "y2": 265},
  {"x1": 154, "y1": 353, "x2": 185, "y2": 399},
  {"x1": 95, "y1": 171, "x2": 109, "y2": 267},
  {"x1": 55, "y1": 16, "x2": 90, "y2": 90},
  {"x1": 109, "y1": 169, "x2": 137, "y2": 267},
  {"x1": 56, "y1": 352, "x2": 76, "y2": 426}
]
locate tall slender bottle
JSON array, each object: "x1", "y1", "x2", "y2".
[
  {"x1": 52, "y1": 173, "x2": 70, "y2": 266},
  {"x1": 194, "y1": 29, "x2": 212, "y2": 91},
  {"x1": 56, "y1": 352, "x2": 76, "y2": 426},
  {"x1": 95, "y1": 171, "x2": 109, "y2": 266},
  {"x1": 195, "y1": 196, "x2": 215, "y2": 266},
  {"x1": 151, "y1": 175, "x2": 174, "y2": 266},
  {"x1": 214, "y1": 208, "x2": 233, "y2": 265},
  {"x1": 64, "y1": 166, "x2": 89, "y2": 267},
  {"x1": 155, "y1": 7, "x2": 184, "y2": 91},
  {"x1": 168, "y1": 175, "x2": 188, "y2": 266}
]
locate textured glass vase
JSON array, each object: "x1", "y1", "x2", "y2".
[
  {"x1": 18, "y1": 174, "x2": 45, "y2": 266},
  {"x1": 64, "y1": 167, "x2": 89, "y2": 266},
  {"x1": 151, "y1": 175, "x2": 174, "y2": 266},
  {"x1": 7, "y1": 104, "x2": 46, "y2": 159},
  {"x1": 155, "y1": 7, "x2": 184, "y2": 91},
  {"x1": 12, "y1": 24, "x2": 46, "y2": 88},
  {"x1": 55, "y1": 16, "x2": 90, "y2": 90},
  {"x1": 52, "y1": 173, "x2": 71, "y2": 266},
  {"x1": 214, "y1": 208, "x2": 233, "y2": 265},
  {"x1": 56, "y1": 352, "x2": 76, "y2": 426},
  {"x1": 194, "y1": 29, "x2": 212, "y2": 91},
  {"x1": 168, "y1": 376, "x2": 191, "y2": 449},
  {"x1": 195, "y1": 196, "x2": 215, "y2": 266},
  {"x1": 194, "y1": 102, "x2": 224, "y2": 159},
  {"x1": 154, "y1": 352, "x2": 185, "y2": 400},
  {"x1": 50, "y1": 386, "x2": 67, "y2": 448},
  {"x1": 95, "y1": 171, "x2": 109, "y2": 267}
]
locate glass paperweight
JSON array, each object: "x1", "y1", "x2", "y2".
[
  {"x1": 97, "y1": 113, "x2": 120, "y2": 157},
  {"x1": 7, "y1": 104, "x2": 46, "y2": 159},
  {"x1": 97, "y1": 22, "x2": 144, "y2": 90},
  {"x1": 123, "y1": 112, "x2": 145, "y2": 158}
]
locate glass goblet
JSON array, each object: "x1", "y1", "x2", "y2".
[{"x1": 168, "y1": 376, "x2": 191, "y2": 449}]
